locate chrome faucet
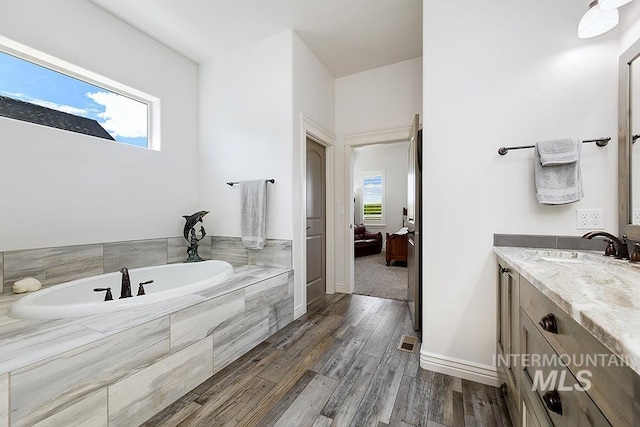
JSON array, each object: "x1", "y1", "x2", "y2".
[
  {"x1": 582, "y1": 231, "x2": 630, "y2": 260},
  {"x1": 119, "y1": 267, "x2": 133, "y2": 298}
]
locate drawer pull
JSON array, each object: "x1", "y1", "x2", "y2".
[
  {"x1": 500, "y1": 267, "x2": 510, "y2": 273},
  {"x1": 500, "y1": 382, "x2": 508, "y2": 396},
  {"x1": 542, "y1": 390, "x2": 563, "y2": 415},
  {"x1": 539, "y1": 313, "x2": 558, "y2": 334}
]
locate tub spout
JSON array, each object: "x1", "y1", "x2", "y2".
[{"x1": 119, "y1": 268, "x2": 133, "y2": 298}]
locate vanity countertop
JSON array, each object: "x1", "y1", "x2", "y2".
[
  {"x1": 494, "y1": 246, "x2": 640, "y2": 376},
  {"x1": 0, "y1": 264, "x2": 290, "y2": 375}
]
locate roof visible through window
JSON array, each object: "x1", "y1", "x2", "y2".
[{"x1": 0, "y1": 49, "x2": 149, "y2": 148}]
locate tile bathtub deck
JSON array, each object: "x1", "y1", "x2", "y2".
[{"x1": 0, "y1": 265, "x2": 289, "y2": 375}]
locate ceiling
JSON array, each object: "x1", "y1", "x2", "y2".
[{"x1": 89, "y1": 0, "x2": 423, "y2": 78}]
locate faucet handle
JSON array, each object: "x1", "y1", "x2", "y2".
[
  {"x1": 604, "y1": 239, "x2": 617, "y2": 257},
  {"x1": 137, "y1": 280, "x2": 154, "y2": 296},
  {"x1": 94, "y1": 287, "x2": 113, "y2": 301},
  {"x1": 631, "y1": 244, "x2": 640, "y2": 263}
]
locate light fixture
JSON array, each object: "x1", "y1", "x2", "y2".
[
  {"x1": 598, "y1": 0, "x2": 633, "y2": 10},
  {"x1": 578, "y1": 0, "x2": 619, "y2": 39}
]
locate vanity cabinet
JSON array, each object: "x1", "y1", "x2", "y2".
[
  {"x1": 496, "y1": 256, "x2": 637, "y2": 426},
  {"x1": 496, "y1": 257, "x2": 520, "y2": 422},
  {"x1": 519, "y1": 277, "x2": 633, "y2": 426},
  {"x1": 520, "y1": 309, "x2": 611, "y2": 426}
]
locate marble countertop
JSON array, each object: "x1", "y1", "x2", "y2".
[
  {"x1": 494, "y1": 246, "x2": 640, "y2": 376},
  {"x1": 0, "y1": 264, "x2": 290, "y2": 375}
]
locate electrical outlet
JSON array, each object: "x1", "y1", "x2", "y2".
[
  {"x1": 576, "y1": 209, "x2": 604, "y2": 230},
  {"x1": 633, "y1": 209, "x2": 640, "y2": 225}
]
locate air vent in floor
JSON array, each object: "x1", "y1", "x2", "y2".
[{"x1": 398, "y1": 334, "x2": 418, "y2": 352}]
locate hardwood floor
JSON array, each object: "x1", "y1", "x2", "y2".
[{"x1": 142, "y1": 294, "x2": 512, "y2": 427}]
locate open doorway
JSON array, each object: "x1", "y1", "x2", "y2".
[{"x1": 352, "y1": 141, "x2": 409, "y2": 301}]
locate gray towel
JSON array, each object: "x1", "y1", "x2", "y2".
[
  {"x1": 534, "y1": 139, "x2": 583, "y2": 205},
  {"x1": 240, "y1": 180, "x2": 268, "y2": 249},
  {"x1": 537, "y1": 137, "x2": 580, "y2": 165}
]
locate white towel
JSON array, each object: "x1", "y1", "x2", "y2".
[
  {"x1": 240, "y1": 180, "x2": 268, "y2": 249},
  {"x1": 534, "y1": 138, "x2": 583, "y2": 205}
]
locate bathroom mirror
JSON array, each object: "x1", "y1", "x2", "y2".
[{"x1": 619, "y1": 37, "x2": 640, "y2": 239}]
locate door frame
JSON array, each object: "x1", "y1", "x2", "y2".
[
  {"x1": 343, "y1": 125, "x2": 412, "y2": 294},
  {"x1": 295, "y1": 114, "x2": 335, "y2": 318}
]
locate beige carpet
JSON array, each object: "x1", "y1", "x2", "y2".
[{"x1": 354, "y1": 252, "x2": 408, "y2": 301}]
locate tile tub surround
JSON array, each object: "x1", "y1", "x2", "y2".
[
  {"x1": 0, "y1": 236, "x2": 290, "y2": 294},
  {"x1": 0, "y1": 265, "x2": 293, "y2": 426},
  {"x1": 0, "y1": 373, "x2": 7, "y2": 427},
  {"x1": 212, "y1": 236, "x2": 292, "y2": 269},
  {"x1": 494, "y1": 246, "x2": 640, "y2": 376},
  {"x1": 2, "y1": 244, "x2": 103, "y2": 294}
]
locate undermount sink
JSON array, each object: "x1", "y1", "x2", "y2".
[
  {"x1": 529, "y1": 250, "x2": 588, "y2": 263},
  {"x1": 539, "y1": 256, "x2": 585, "y2": 263}
]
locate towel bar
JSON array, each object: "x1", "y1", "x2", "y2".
[
  {"x1": 498, "y1": 137, "x2": 610, "y2": 156},
  {"x1": 226, "y1": 179, "x2": 275, "y2": 186}
]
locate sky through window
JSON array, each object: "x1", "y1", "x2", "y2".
[{"x1": 0, "y1": 50, "x2": 148, "y2": 147}]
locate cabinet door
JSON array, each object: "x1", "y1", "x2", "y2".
[
  {"x1": 497, "y1": 259, "x2": 520, "y2": 420},
  {"x1": 520, "y1": 312, "x2": 611, "y2": 427},
  {"x1": 522, "y1": 400, "x2": 544, "y2": 427}
]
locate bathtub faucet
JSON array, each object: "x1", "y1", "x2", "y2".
[{"x1": 119, "y1": 268, "x2": 133, "y2": 298}]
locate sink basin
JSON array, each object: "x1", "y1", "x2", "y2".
[
  {"x1": 539, "y1": 256, "x2": 585, "y2": 263},
  {"x1": 528, "y1": 250, "x2": 588, "y2": 264}
]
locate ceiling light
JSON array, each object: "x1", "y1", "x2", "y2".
[
  {"x1": 578, "y1": 1, "x2": 619, "y2": 38},
  {"x1": 598, "y1": 0, "x2": 633, "y2": 10}
]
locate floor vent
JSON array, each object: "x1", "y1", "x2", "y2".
[{"x1": 398, "y1": 334, "x2": 418, "y2": 352}]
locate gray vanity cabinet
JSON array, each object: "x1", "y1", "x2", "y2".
[
  {"x1": 496, "y1": 257, "x2": 520, "y2": 422},
  {"x1": 519, "y1": 277, "x2": 633, "y2": 426}
]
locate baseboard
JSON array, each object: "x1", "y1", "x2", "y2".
[
  {"x1": 294, "y1": 304, "x2": 306, "y2": 319},
  {"x1": 420, "y1": 349, "x2": 500, "y2": 387},
  {"x1": 335, "y1": 282, "x2": 348, "y2": 293}
]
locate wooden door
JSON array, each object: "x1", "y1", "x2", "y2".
[{"x1": 306, "y1": 138, "x2": 326, "y2": 305}]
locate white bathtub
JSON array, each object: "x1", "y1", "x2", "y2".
[{"x1": 9, "y1": 260, "x2": 234, "y2": 320}]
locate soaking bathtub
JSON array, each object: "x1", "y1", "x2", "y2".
[{"x1": 9, "y1": 260, "x2": 234, "y2": 320}]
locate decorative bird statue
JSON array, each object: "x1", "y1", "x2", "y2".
[{"x1": 183, "y1": 210, "x2": 209, "y2": 240}]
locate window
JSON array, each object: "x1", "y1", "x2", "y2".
[
  {"x1": 361, "y1": 171, "x2": 385, "y2": 224},
  {"x1": 0, "y1": 37, "x2": 158, "y2": 149}
]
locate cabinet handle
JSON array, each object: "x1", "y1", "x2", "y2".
[
  {"x1": 542, "y1": 390, "x2": 563, "y2": 415},
  {"x1": 499, "y1": 382, "x2": 508, "y2": 396},
  {"x1": 539, "y1": 313, "x2": 558, "y2": 334},
  {"x1": 500, "y1": 267, "x2": 510, "y2": 273}
]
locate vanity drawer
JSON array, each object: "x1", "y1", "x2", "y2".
[
  {"x1": 519, "y1": 278, "x2": 633, "y2": 426},
  {"x1": 520, "y1": 312, "x2": 611, "y2": 427}
]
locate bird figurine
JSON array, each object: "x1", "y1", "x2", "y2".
[{"x1": 183, "y1": 210, "x2": 209, "y2": 240}]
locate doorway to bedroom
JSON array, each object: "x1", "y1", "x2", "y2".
[{"x1": 352, "y1": 141, "x2": 409, "y2": 301}]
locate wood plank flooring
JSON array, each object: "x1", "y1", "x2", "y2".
[{"x1": 142, "y1": 294, "x2": 511, "y2": 427}]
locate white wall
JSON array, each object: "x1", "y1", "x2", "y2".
[
  {"x1": 199, "y1": 30, "x2": 334, "y2": 315},
  {"x1": 198, "y1": 32, "x2": 293, "y2": 240},
  {"x1": 292, "y1": 32, "x2": 335, "y2": 311},
  {"x1": 334, "y1": 57, "x2": 422, "y2": 290},
  {"x1": 353, "y1": 142, "x2": 409, "y2": 239},
  {"x1": 422, "y1": 0, "x2": 620, "y2": 382},
  {"x1": 619, "y1": 1, "x2": 640, "y2": 53},
  {"x1": 0, "y1": 0, "x2": 199, "y2": 251}
]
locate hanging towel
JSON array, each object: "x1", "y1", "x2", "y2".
[
  {"x1": 534, "y1": 138, "x2": 583, "y2": 205},
  {"x1": 537, "y1": 137, "x2": 581, "y2": 165},
  {"x1": 240, "y1": 179, "x2": 268, "y2": 249}
]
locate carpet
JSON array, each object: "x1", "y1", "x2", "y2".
[{"x1": 354, "y1": 252, "x2": 408, "y2": 301}]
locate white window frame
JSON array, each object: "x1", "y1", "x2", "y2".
[
  {"x1": 360, "y1": 170, "x2": 385, "y2": 226},
  {"x1": 0, "y1": 35, "x2": 160, "y2": 150}
]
